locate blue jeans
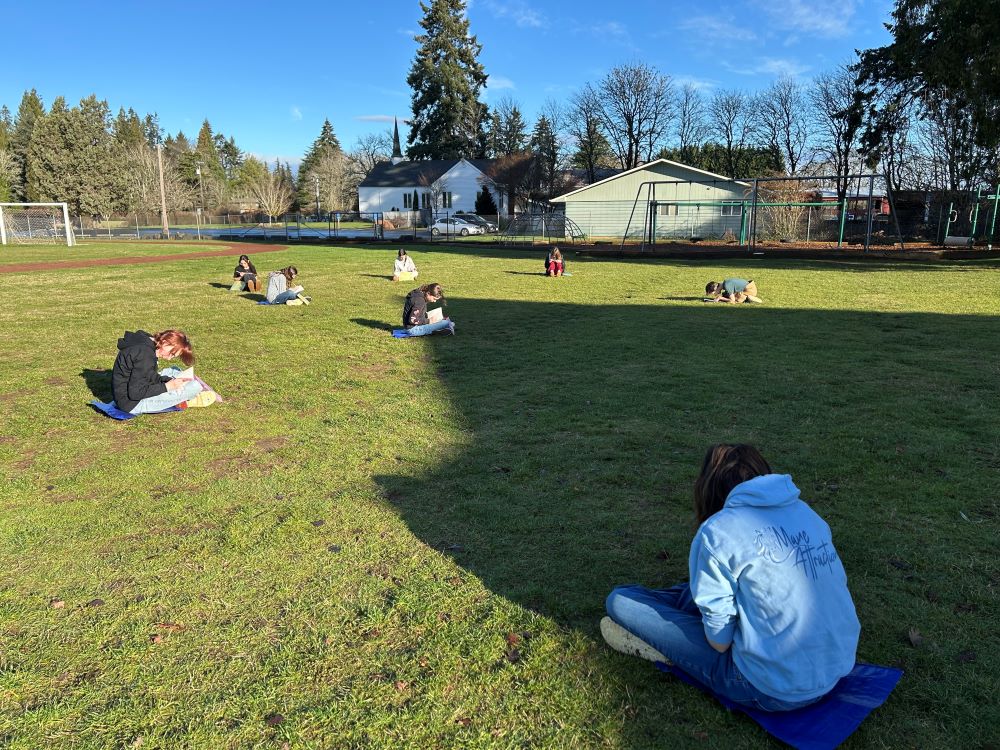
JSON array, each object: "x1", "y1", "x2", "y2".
[
  {"x1": 128, "y1": 367, "x2": 204, "y2": 415},
  {"x1": 606, "y1": 583, "x2": 816, "y2": 712},
  {"x1": 271, "y1": 290, "x2": 300, "y2": 304},
  {"x1": 406, "y1": 319, "x2": 452, "y2": 337}
]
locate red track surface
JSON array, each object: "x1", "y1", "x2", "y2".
[{"x1": 0, "y1": 241, "x2": 290, "y2": 274}]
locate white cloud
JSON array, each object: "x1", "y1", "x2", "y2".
[
  {"x1": 674, "y1": 16, "x2": 758, "y2": 42},
  {"x1": 290, "y1": 106, "x2": 302, "y2": 121},
  {"x1": 356, "y1": 114, "x2": 396, "y2": 122},
  {"x1": 397, "y1": 27, "x2": 418, "y2": 37},
  {"x1": 571, "y1": 20, "x2": 636, "y2": 50},
  {"x1": 722, "y1": 57, "x2": 811, "y2": 78},
  {"x1": 482, "y1": 0, "x2": 545, "y2": 28},
  {"x1": 486, "y1": 75, "x2": 516, "y2": 91},
  {"x1": 671, "y1": 75, "x2": 718, "y2": 91},
  {"x1": 757, "y1": 0, "x2": 854, "y2": 37}
]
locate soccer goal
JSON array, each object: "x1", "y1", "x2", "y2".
[{"x1": 0, "y1": 203, "x2": 75, "y2": 246}]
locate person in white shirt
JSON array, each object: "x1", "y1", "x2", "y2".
[{"x1": 393, "y1": 249, "x2": 418, "y2": 282}]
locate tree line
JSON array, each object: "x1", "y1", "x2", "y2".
[
  {"x1": 1, "y1": 0, "x2": 995, "y2": 219},
  {"x1": 0, "y1": 92, "x2": 393, "y2": 221},
  {"x1": 405, "y1": 0, "x2": 1000, "y2": 207}
]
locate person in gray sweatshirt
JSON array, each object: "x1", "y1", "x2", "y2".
[
  {"x1": 602, "y1": 444, "x2": 860, "y2": 711},
  {"x1": 266, "y1": 266, "x2": 308, "y2": 305}
]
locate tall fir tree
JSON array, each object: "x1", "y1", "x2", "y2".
[
  {"x1": 529, "y1": 115, "x2": 558, "y2": 197},
  {"x1": 27, "y1": 95, "x2": 121, "y2": 217},
  {"x1": 11, "y1": 89, "x2": 46, "y2": 200},
  {"x1": 0, "y1": 106, "x2": 11, "y2": 152},
  {"x1": 113, "y1": 108, "x2": 146, "y2": 148},
  {"x1": 143, "y1": 113, "x2": 162, "y2": 146},
  {"x1": 297, "y1": 119, "x2": 342, "y2": 210},
  {"x1": 487, "y1": 103, "x2": 527, "y2": 157},
  {"x1": 406, "y1": 0, "x2": 488, "y2": 160},
  {"x1": 0, "y1": 106, "x2": 14, "y2": 201}
]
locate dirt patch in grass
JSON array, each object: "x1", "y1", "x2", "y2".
[{"x1": 255, "y1": 436, "x2": 290, "y2": 453}]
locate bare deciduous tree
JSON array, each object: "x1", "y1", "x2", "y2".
[
  {"x1": 810, "y1": 64, "x2": 865, "y2": 203},
  {"x1": 120, "y1": 143, "x2": 193, "y2": 215},
  {"x1": 759, "y1": 77, "x2": 811, "y2": 176},
  {"x1": 708, "y1": 88, "x2": 759, "y2": 177},
  {"x1": 243, "y1": 157, "x2": 294, "y2": 223},
  {"x1": 567, "y1": 88, "x2": 615, "y2": 183},
  {"x1": 675, "y1": 84, "x2": 709, "y2": 164},
  {"x1": 588, "y1": 62, "x2": 675, "y2": 169}
]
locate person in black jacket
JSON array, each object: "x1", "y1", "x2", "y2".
[
  {"x1": 111, "y1": 330, "x2": 204, "y2": 414},
  {"x1": 401, "y1": 283, "x2": 454, "y2": 336}
]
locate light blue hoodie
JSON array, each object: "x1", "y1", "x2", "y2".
[{"x1": 688, "y1": 474, "x2": 860, "y2": 702}]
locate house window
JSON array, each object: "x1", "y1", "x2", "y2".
[
  {"x1": 657, "y1": 204, "x2": 678, "y2": 216},
  {"x1": 443, "y1": 191, "x2": 453, "y2": 208},
  {"x1": 421, "y1": 193, "x2": 430, "y2": 209},
  {"x1": 720, "y1": 202, "x2": 741, "y2": 216},
  {"x1": 403, "y1": 193, "x2": 410, "y2": 209}
]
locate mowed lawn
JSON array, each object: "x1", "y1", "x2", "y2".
[{"x1": 0, "y1": 242, "x2": 998, "y2": 749}]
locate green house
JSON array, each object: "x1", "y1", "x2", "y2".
[{"x1": 550, "y1": 159, "x2": 749, "y2": 241}]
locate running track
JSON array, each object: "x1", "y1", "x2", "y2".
[{"x1": 0, "y1": 241, "x2": 292, "y2": 274}]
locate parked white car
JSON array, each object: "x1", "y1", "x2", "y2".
[{"x1": 429, "y1": 217, "x2": 485, "y2": 236}]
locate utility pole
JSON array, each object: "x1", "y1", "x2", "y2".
[
  {"x1": 156, "y1": 144, "x2": 170, "y2": 239},
  {"x1": 195, "y1": 162, "x2": 206, "y2": 241},
  {"x1": 314, "y1": 175, "x2": 321, "y2": 220}
]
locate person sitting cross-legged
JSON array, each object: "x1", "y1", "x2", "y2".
[{"x1": 402, "y1": 282, "x2": 454, "y2": 336}]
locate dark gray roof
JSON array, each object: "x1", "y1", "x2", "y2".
[{"x1": 360, "y1": 158, "x2": 497, "y2": 188}]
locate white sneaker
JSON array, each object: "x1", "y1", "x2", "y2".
[
  {"x1": 447, "y1": 321, "x2": 456, "y2": 335},
  {"x1": 600, "y1": 617, "x2": 670, "y2": 663},
  {"x1": 285, "y1": 299, "x2": 304, "y2": 306}
]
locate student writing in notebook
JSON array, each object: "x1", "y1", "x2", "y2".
[{"x1": 402, "y1": 283, "x2": 455, "y2": 336}]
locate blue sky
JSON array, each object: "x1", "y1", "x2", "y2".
[{"x1": 2, "y1": 0, "x2": 894, "y2": 167}]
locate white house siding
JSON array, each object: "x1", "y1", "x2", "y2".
[
  {"x1": 552, "y1": 160, "x2": 746, "y2": 240},
  {"x1": 358, "y1": 160, "x2": 498, "y2": 214}
]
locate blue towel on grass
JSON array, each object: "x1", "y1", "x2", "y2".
[
  {"x1": 656, "y1": 662, "x2": 902, "y2": 750},
  {"x1": 392, "y1": 329, "x2": 414, "y2": 338},
  {"x1": 89, "y1": 400, "x2": 182, "y2": 420},
  {"x1": 257, "y1": 299, "x2": 273, "y2": 305}
]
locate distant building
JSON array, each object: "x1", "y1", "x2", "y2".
[
  {"x1": 358, "y1": 158, "x2": 503, "y2": 215},
  {"x1": 550, "y1": 159, "x2": 748, "y2": 240}
]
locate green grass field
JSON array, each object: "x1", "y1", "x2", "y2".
[{"x1": 1, "y1": 243, "x2": 998, "y2": 749}]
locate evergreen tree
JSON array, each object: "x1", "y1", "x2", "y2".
[
  {"x1": 0, "y1": 106, "x2": 11, "y2": 152},
  {"x1": 406, "y1": 0, "x2": 488, "y2": 159},
  {"x1": 113, "y1": 107, "x2": 146, "y2": 148},
  {"x1": 143, "y1": 113, "x2": 162, "y2": 146},
  {"x1": 214, "y1": 134, "x2": 244, "y2": 180},
  {"x1": 11, "y1": 89, "x2": 45, "y2": 200},
  {"x1": 529, "y1": 115, "x2": 558, "y2": 197},
  {"x1": 474, "y1": 188, "x2": 498, "y2": 215},
  {"x1": 0, "y1": 106, "x2": 13, "y2": 202},
  {"x1": 27, "y1": 95, "x2": 121, "y2": 217},
  {"x1": 487, "y1": 98, "x2": 527, "y2": 157},
  {"x1": 297, "y1": 119, "x2": 343, "y2": 210}
]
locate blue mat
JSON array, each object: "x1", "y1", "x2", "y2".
[
  {"x1": 392, "y1": 329, "x2": 414, "y2": 338},
  {"x1": 257, "y1": 299, "x2": 274, "y2": 305},
  {"x1": 89, "y1": 400, "x2": 182, "y2": 420},
  {"x1": 656, "y1": 662, "x2": 902, "y2": 750}
]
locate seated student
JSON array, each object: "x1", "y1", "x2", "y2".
[
  {"x1": 545, "y1": 247, "x2": 566, "y2": 276},
  {"x1": 392, "y1": 249, "x2": 418, "y2": 282},
  {"x1": 231, "y1": 255, "x2": 261, "y2": 292},
  {"x1": 602, "y1": 444, "x2": 860, "y2": 712},
  {"x1": 402, "y1": 282, "x2": 455, "y2": 336},
  {"x1": 111, "y1": 329, "x2": 211, "y2": 415},
  {"x1": 266, "y1": 266, "x2": 309, "y2": 305},
  {"x1": 705, "y1": 278, "x2": 762, "y2": 303}
]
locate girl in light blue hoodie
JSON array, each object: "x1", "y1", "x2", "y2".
[{"x1": 602, "y1": 444, "x2": 860, "y2": 711}]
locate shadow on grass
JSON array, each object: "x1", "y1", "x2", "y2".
[
  {"x1": 238, "y1": 293, "x2": 267, "y2": 302},
  {"x1": 505, "y1": 271, "x2": 546, "y2": 276},
  {"x1": 351, "y1": 318, "x2": 395, "y2": 332},
  {"x1": 374, "y1": 297, "x2": 1000, "y2": 745},
  {"x1": 358, "y1": 273, "x2": 393, "y2": 280},
  {"x1": 207, "y1": 282, "x2": 233, "y2": 289},
  {"x1": 80, "y1": 368, "x2": 113, "y2": 400}
]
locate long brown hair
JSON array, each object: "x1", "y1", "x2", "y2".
[
  {"x1": 420, "y1": 282, "x2": 444, "y2": 301},
  {"x1": 278, "y1": 266, "x2": 298, "y2": 282},
  {"x1": 152, "y1": 329, "x2": 194, "y2": 366},
  {"x1": 693, "y1": 444, "x2": 771, "y2": 525}
]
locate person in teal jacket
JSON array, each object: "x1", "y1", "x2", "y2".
[
  {"x1": 601, "y1": 444, "x2": 860, "y2": 711},
  {"x1": 706, "y1": 278, "x2": 763, "y2": 303}
]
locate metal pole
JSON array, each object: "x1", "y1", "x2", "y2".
[
  {"x1": 156, "y1": 145, "x2": 170, "y2": 239},
  {"x1": 314, "y1": 175, "x2": 320, "y2": 220},
  {"x1": 837, "y1": 198, "x2": 847, "y2": 248},
  {"x1": 864, "y1": 174, "x2": 875, "y2": 252},
  {"x1": 0, "y1": 206, "x2": 6, "y2": 245},
  {"x1": 987, "y1": 185, "x2": 1000, "y2": 250},
  {"x1": 969, "y1": 187, "x2": 982, "y2": 242},
  {"x1": 943, "y1": 201, "x2": 954, "y2": 245},
  {"x1": 806, "y1": 206, "x2": 811, "y2": 243},
  {"x1": 749, "y1": 179, "x2": 759, "y2": 253},
  {"x1": 196, "y1": 207, "x2": 201, "y2": 240},
  {"x1": 135, "y1": 213, "x2": 140, "y2": 239}
]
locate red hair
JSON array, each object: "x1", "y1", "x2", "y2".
[{"x1": 153, "y1": 329, "x2": 194, "y2": 366}]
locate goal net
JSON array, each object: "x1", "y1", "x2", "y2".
[{"x1": 0, "y1": 203, "x2": 75, "y2": 246}]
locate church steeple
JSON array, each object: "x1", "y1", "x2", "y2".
[{"x1": 391, "y1": 117, "x2": 403, "y2": 164}]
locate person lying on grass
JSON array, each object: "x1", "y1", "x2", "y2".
[
  {"x1": 602, "y1": 443, "x2": 860, "y2": 712},
  {"x1": 402, "y1": 282, "x2": 455, "y2": 336},
  {"x1": 393, "y1": 249, "x2": 418, "y2": 282},
  {"x1": 705, "y1": 278, "x2": 762, "y2": 303},
  {"x1": 545, "y1": 247, "x2": 565, "y2": 277},
  {"x1": 231, "y1": 254, "x2": 261, "y2": 292},
  {"x1": 111, "y1": 329, "x2": 214, "y2": 415},
  {"x1": 266, "y1": 266, "x2": 310, "y2": 305}
]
